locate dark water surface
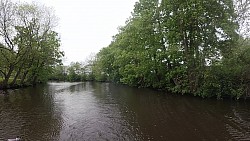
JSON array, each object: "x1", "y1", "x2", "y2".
[{"x1": 0, "y1": 82, "x2": 250, "y2": 140}]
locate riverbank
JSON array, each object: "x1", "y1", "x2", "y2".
[
  {"x1": 1, "y1": 80, "x2": 250, "y2": 101},
  {"x1": 0, "y1": 78, "x2": 28, "y2": 90},
  {"x1": 0, "y1": 83, "x2": 33, "y2": 90},
  {"x1": 0, "y1": 79, "x2": 41, "y2": 90}
]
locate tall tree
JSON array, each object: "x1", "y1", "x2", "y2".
[
  {"x1": 93, "y1": 0, "x2": 250, "y2": 99},
  {"x1": 0, "y1": 0, "x2": 63, "y2": 88}
]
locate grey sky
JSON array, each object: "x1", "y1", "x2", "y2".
[{"x1": 24, "y1": 0, "x2": 138, "y2": 65}]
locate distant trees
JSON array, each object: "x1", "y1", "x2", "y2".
[
  {"x1": 91, "y1": 0, "x2": 250, "y2": 99},
  {"x1": 0, "y1": 0, "x2": 63, "y2": 89},
  {"x1": 49, "y1": 61, "x2": 95, "y2": 82}
]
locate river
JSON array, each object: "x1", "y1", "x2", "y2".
[{"x1": 0, "y1": 82, "x2": 250, "y2": 140}]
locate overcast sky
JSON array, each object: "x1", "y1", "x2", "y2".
[{"x1": 23, "y1": 0, "x2": 138, "y2": 65}]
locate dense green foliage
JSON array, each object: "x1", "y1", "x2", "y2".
[
  {"x1": 0, "y1": 0, "x2": 63, "y2": 89},
  {"x1": 92, "y1": 0, "x2": 250, "y2": 99},
  {"x1": 49, "y1": 61, "x2": 95, "y2": 82}
]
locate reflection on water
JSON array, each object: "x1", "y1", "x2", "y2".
[
  {"x1": 0, "y1": 82, "x2": 250, "y2": 140},
  {"x1": 225, "y1": 106, "x2": 250, "y2": 140},
  {"x1": 0, "y1": 84, "x2": 62, "y2": 140}
]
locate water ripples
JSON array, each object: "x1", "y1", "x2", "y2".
[
  {"x1": 1, "y1": 82, "x2": 250, "y2": 140},
  {"x1": 225, "y1": 108, "x2": 250, "y2": 140}
]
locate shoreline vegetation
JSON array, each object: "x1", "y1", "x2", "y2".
[
  {"x1": 0, "y1": 0, "x2": 64, "y2": 90},
  {"x1": 51, "y1": 0, "x2": 250, "y2": 100},
  {"x1": 0, "y1": 77, "x2": 35, "y2": 90},
  {"x1": 1, "y1": 0, "x2": 250, "y2": 100},
  {"x1": 89, "y1": 0, "x2": 250, "y2": 100}
]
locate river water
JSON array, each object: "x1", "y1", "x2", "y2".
[{"x1": 0, "y1": 82, "x2": 250, "y2": 140}]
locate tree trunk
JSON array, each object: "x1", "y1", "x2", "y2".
[
  {"x1": 32, "y1": 75, "x2": 38, "y2": 85},
  {"x1": 10, "y1": 68, "x2": 22, "y2": 86},
  {"x1": 20, "y1": 71, "x2": 29, "y2": 84},
  {"x1": 2, "y1": 65, "x2": 14, "y2": 88}
]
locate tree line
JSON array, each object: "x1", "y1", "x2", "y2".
[
  {"x1": 90, "y1": 0, "x2": 250, "y2": 99},
  {"x1": 49, "y1": 61, "x2": 95, "y2": 82},
  {"x1": 0, "y1": 0, "x2": 63, "y2": 89}
]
